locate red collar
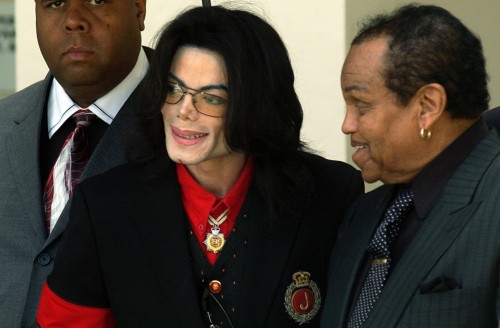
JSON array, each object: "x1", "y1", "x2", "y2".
[{"x1": 177, "y1": 158, "x2": 254, "y2": 264}]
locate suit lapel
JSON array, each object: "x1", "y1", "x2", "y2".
[
  {"x1": 365, "y1": 131, "x2": 500, "y2": 326},
  {"x1": 81, "y1": 94, "x2": 140, "y2": 179},
  {"x1": 81, "y1": 47, "x2": 153, "y2": 180},
  {"x1": 4, "y1": 77, "x2": 51, "y2": 240},
  {"x1": 236, "y1": 186, "x2": 303, "y2": 326},
  {"x1": 131, "y1": 162, "x2": 205, "y2": 326},
  {"x1": 330, "y1": 186, "x2": 395, "y2": 327}
]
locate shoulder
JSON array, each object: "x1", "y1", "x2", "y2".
[
  {"x1": 78, "y1": 157, "x2": 175, "y2": 199},
  {"x1": 302, "y1": 152, "x2": 359, "y2": 176},
  {"x1": 483, "y1": 106, "x2": 500, "y2": 120},
  {"x1": 299, "y1": 152, "x2": 364, "y2": 212},
  {"x1": 0, "y1": 76, "x2": 51, "y2": 121},
  {"x1": 0, "y1": 78, "x2": 48, "y2": 108},
  {"x1": 302, "y1": 152, "x2": 363, "y2": 191},
  {"x1": 483, "y1": 106, "x2": 500, "y2": 133}
]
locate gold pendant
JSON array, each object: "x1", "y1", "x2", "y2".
[{"x1": 203, "y1": 225, "x2": 225, "y2": 254}]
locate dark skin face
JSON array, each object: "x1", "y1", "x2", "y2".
[{"x1": 35, "y1": 0, "x2": 146, "y2": 107}]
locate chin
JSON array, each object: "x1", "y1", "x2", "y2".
[{"x1": 360, "y1": 171, "x2": 380, "y2": 184}]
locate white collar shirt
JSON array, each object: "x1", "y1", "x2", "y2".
[{"x1": 47, "y1": 48, "x2": 149, "y2": 138}]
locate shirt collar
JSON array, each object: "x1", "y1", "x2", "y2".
[
  {"x1": 177, "y1": 157, "x2": 254, "y2": 225},
  {"x1": 47, "y1": 48, "x2": 149, "y2": 138},
  {"x1": 411, "y1": 118, "x2": 489, "y2": 219}
]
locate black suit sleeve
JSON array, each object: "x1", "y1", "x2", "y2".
[{"x1": 47, "y1": 185, "x2": 110, "y2": 308}]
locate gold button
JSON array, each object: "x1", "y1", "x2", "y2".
[{"x1": 209, "y1": 280, "x2": 222, "y2": 294}]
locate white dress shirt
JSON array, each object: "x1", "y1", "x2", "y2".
[{"x1": 47, "y1": 48, "x2": 149, "y2": 138}]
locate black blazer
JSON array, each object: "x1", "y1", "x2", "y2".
[{"x1": 46, "y1": 153, "x2": 363, "y2": 327}]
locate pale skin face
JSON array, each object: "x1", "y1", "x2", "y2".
[
  {"x1": 35, "y1": 0, "x2": 146, "y2": 108},
  {"x1": 161, "y1": 47, "x2": 246, "y2": 197},
  {"x1": 341, "y1": 37, "x2": 430, "y2": 184}
]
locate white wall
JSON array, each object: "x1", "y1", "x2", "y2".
[{"x1": 15, "y1": 0, "x2": 348, "y2": 161}]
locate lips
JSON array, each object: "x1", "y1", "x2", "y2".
[
  {"x1": 63, "y1": 46, "x2": 93, "y2": 61},
  {"x1": 350, "y1": 139, "x2": 369, "y2": 164},
  {"x1": 171, "y1": 125, "x2": 208, "y2": 146},
  {"x1": 351, "y1": 140, "x2": 368, "y2": 151}
]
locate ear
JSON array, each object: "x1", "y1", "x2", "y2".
[
  {"x1": 415, "y1": 83, "x2": 447, "y2": 130},
  {"x1": 135, "y1": 0, "x2": 147, "y2": 31}
]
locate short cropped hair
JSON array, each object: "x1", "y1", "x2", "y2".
[{"x1": 353, "y1": 4, "x2": 489, "y2": 118}]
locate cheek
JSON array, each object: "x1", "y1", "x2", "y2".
[{"x1": 161, "y1": 105, "x2": 174, "y2": 120}]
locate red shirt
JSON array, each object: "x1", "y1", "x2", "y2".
[{"x1": 177, "y1": 158, "x2": 254, "y2": 265}]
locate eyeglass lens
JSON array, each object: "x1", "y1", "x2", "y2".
[{"x1": 166, "y1": 82, "x2": 227, "y2": 117}]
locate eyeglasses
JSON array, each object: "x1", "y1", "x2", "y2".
[
  {"x1": 201, "y1": 287, "x2": 234, "y2": 328},
  {"x1": 165, "y1": 81, "x2": 228, "y2": 118}
]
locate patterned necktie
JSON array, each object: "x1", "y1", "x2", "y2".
[
  {"x1": 348, "y1": 185, "x2": 414, "y2": 328},
  {"x1": 43, "y1": 109, "x2": 96, "y2": 233}
]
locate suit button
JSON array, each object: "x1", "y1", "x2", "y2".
[
  {"x1": 209, "y1": 280, "x2": 222, "y2": 294},
  {"x1": 37, "y1": 253, "x2": 51, "y2": 266}
]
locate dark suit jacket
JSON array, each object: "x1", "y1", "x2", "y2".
[
  {"x1": 321, "y1": 130, "x2": 500, "y2": 327},
  {"x1": 46, "y1": 153, "x2": 363, "y2": 327},
  {"x1": 484, "y1": 106, "x2": 500, "y2": 134},
  {"x1": 0, "y1": 47, "x2": 152, "y2": 327}
]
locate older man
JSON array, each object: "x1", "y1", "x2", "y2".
[{"x1": 321, "y1": 4, "x2": 499, "y2": 327}]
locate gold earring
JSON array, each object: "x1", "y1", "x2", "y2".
[{"x1": 420, "y1": 128, "x2": 431, "y2": 140}]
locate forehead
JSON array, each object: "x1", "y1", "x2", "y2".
[
  {"x1": 170, "y1": 47, "x2": 227, "y2": 85},
  {"x1": 341, "y1": 38, "x2": 388, "y2": 94}
]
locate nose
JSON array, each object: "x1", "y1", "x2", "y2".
[
  {"x1": 341, "y1": 106, "x2": 358, "y2": 135},
  {"x1": 64, "y1": 4, "x2": 90, "y2": 32},
  {"x1": 177, "y1": 93, "x2": 199, "y2": 120}
]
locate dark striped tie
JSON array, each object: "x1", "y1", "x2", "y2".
[{"x1": 43, "y1": 109, "x2": 95, "y2": 233}]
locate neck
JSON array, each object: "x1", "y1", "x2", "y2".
[{"x1": 186, "y1": 153, "x2": 247, "y2": 197}]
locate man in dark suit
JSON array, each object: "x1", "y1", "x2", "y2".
[
  {"x1": 484, "y1": 106, "x2": 500, "y2": 133},
  {"x1": 36, "y1": 6, "x2": 364, "y2": 327},
  {"x1": 321, "y1": 4, "x2": 499, "y2": 327},
  {"x1": 0, "y1": 1, "x2": 149, "y2": 326}
]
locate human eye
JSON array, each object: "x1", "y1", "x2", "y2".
[
  {"x1": 89, "y1": 0, "x2": 105, "y2": 5},
  {"x1": 46, "y1": 0, "x2": 65, "y2": 8},
  {"x1": 167, "y1": 83, "x2": 183, "y2": 95},
  {"x1": 353, "y1": 101, "x2": 372, "y2": 115},
  {"x1": 202, "y1": 93, "x2": 227, "y2": 106}
]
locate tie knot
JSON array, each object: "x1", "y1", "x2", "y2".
[{"x1": 73, "y1": 109, "x2": 96, "y2": 128}]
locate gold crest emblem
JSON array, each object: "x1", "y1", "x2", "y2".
[
  {"x1": 203, "y1": 225, "x2": 226, "y2": 253},
  {"x1": 284, "y1": 271, "x2": 321, "y2": 325}
]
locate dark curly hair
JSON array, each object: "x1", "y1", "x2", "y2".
[{"x1": 352, "y1": 4, "x2": 489, "y2": 118}]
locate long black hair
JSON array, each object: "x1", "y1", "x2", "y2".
[{"x1": 138, "y1": 5, "x2": 314, "y2": 222}]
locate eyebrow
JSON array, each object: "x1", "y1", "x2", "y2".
[
  {"x1": 168, "y1": 72, "x2": 229, "y2": 92},
  {"x1": 343, "y1": 84, "x2": 368, "y2": 93}
]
